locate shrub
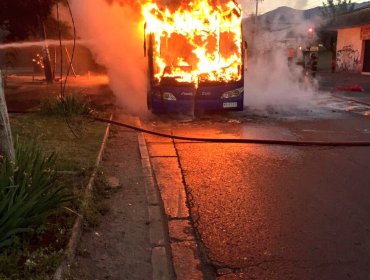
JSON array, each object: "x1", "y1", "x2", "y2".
[
  {"x1": 40, "y1": 95, "x2": 91, "y2": 116},
  {"x1": 0, "y1": 140, "x2": 72, "y2": 249}
]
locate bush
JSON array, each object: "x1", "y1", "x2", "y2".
[
  {"x1": 0, "y1": 140, "x2": 72, "y2": 249},
  {"x1": 40, "y1": 95, "x2": 91, "y2": 116}
]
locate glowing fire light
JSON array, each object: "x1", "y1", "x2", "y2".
[
  {"x1": 32, "y1": 54, "x2": 45, "y2": 69},
  {"x1": 143, "y1": 0, "x2": 243, "y2": 85}
]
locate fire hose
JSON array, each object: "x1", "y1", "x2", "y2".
[{"x1": 93, "y1": 117, "x2": 370, "y2": 147}]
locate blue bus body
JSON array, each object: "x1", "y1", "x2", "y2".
[{"x1": 149, "y1": 80, "x2": 244, "y2": 114}]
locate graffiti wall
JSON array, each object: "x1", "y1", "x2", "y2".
[
  {"x1": 336, "y1": 27, "x2": 363, "y2": 73},
  {"x1": 336, "y1": 45, "x2": 360, "y2": 72}
]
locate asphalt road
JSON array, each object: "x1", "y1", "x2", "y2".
[{"x1": 144, "y1": 94, "x2": 370, "y2": 279}]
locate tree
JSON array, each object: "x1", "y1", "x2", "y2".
[
  {"x1": 0, "y1": 1, "x2": 71, "y2": 83},
  {"x1": 0, "y1": 0, "x2": 59, "y2": 41},
  {"x1": 318, "y1": 0, "x2": 355, "y2": 71},
  {"x1": 0, "y1": 25, "x2": 9, "y2": 43},
  {"x1": 321, "y1": 0, "x2": 355, "y2": 21}
]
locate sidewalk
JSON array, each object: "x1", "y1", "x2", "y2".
[
  {"x1": 67, "y1": 114, "x2": 173, "y2": 280},
  {"x1": 317, "y1": 71, "x2": 370, "y2": 93},
  {"x1": 317, "y1": 72, "x2": 370, "y2": 106}
]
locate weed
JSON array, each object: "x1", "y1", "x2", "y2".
[
  {"x1": 40, "y1": 95, "x2": 92, "y2": 117},
  {"x1": 0, "y1": 139, "x2": 72, "y2": 249}
]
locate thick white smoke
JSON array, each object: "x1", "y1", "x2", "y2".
[
  {"x1": 70, "y1": 0, "x2": 147, "y2": 114},
  {"x1": 244, "y1": 50, "x2": 316, "y2": 110},
  {"x1": 239, "y1": 1, "x2": 319, "y2": 112}
]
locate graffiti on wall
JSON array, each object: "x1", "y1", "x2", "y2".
[{"x1": 337, "y1": 45, "x2": 360, "y2": 72}]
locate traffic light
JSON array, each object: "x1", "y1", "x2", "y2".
[{"x1": 308, "y1": 27, "x2": 314, "y2": 38}]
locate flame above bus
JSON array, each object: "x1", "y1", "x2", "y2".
[{"x1": 143, "y1": 0, "x2": 243, "y2": 85}]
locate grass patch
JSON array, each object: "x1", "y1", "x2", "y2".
[
  {"x1": 10, "y1": 113, "x2": 106, "y2": 171},
  {"x1": 81, "y1": 173, "x2": 116, "y2": 228}
]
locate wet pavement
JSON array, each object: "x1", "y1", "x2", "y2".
[
  {"x1": 175, "y1": 141, "x2": 370, "y2": 279},
  {"x1": 142, "y1": 92, "x2": 370, "y2": 279}
]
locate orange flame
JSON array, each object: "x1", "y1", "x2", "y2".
[{"x1": 143, "y1": 0, "x2": 243, "y2": 85}]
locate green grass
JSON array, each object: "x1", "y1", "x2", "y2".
[{"x1": 10, "y1": 113, "x2": 106, "y2": 171}]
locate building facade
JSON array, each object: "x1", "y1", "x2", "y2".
[{"x1": 334, "y1": 7, "x2": 370, "y2": 74}]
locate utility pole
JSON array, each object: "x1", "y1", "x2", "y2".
[
  {"x1": 254, "y1": 0, "x2": 264, "y2": 37},
  {"x1": 255, "y1": 0, "x2": 264, "y2": 16}
]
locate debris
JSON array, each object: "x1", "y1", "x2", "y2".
[
  {"x1": 227, "y1": 119, "x2": 241, "y2": 124},
  {"x1": 335, "y1": 85, "x2": 364, "y2": 92},
  {"x1": 106, "y1": 176, "x2": 120, "y2": 188},
  {"x1": 217, "y1": 268, "x2": 234, "y2": 276}
]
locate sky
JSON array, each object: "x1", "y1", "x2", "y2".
[{"x1": 239, "y1": 0, "x2": 370, "y2": 15}]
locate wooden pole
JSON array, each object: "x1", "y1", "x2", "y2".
[{"x1": 0, "y1": 71, "x2": 15, "y2": 162}]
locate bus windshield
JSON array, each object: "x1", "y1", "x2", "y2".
[{"x1": 144, "y1": 0, "x2": 243, "y2": 85}]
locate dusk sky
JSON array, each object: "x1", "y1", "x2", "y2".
[{"x1": 239, "y1": 0, "x2": 370, "y2": 15}]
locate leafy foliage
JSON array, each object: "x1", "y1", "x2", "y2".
[
  {"x1": 317, "y1": 0, "x2": 355, "y2": 54},
  {"x1": 0, "y1": 0, "x2": 69, "y2": 41},
  {"x1": 0, "y1": 139, "x2": 71, "y2": 249},
  {"x1": 321, "y1": 0, "x2": 355, "y2": 21}
]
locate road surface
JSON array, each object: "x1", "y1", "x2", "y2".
[{"x1": 143, "y1": 92, "x2": 370, "y2": 279}]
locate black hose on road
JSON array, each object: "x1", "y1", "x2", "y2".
[{"x1": 93, "y1": 117, "x2": 370, "y2": 147}]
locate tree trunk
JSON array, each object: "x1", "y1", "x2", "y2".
[
  {"x1": 43, "y1": 46, "x2": 53, "y2": 83},
  {"x1": 0, "y1": 71, "x2": 15, "y2": 162}
]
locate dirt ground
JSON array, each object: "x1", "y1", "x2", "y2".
[
  {"x1": 3, "y1": 74, "x2": 115, "y2": 112},
  {"x1": 67, "y1": 114, "x2": 153, "y2": 280}
]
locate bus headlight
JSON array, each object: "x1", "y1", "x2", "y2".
[
  {"x1": 221, "y1": 87, "x2": 244, "y2": 99},
  {"x1": 163, "y1": 92, "x2": 177, "y2": 101}
]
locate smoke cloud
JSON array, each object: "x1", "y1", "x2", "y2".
[
  {"x1": 239, "y1": 1, "x2": 318, "y2": 112},
  {"x1": 238, "y1": 0, "x2": 310, "y2": 15},
  {"x1": 244, "y1": 51, "x2": 316, "y2": 111},
  {"x1": 284, "y1": 0, "x2": 309, "y2": 10},
  {"x1": 70, "y1": 0, "x2": 147, "y2": 114}
]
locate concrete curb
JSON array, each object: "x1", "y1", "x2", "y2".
[
  {"x1": 138, "y1": 132, "x2": 175, "y2": 280},
  {"x1": 146, "y1": 139, "x2": 205, "y2": 279},
  {"x1": 53, "y1": 115, "x2": 112, "y2": 280}
]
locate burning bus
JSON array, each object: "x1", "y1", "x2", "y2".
[{"x1": 143, "y1": 0, "x2": 245, "y2": 113}]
